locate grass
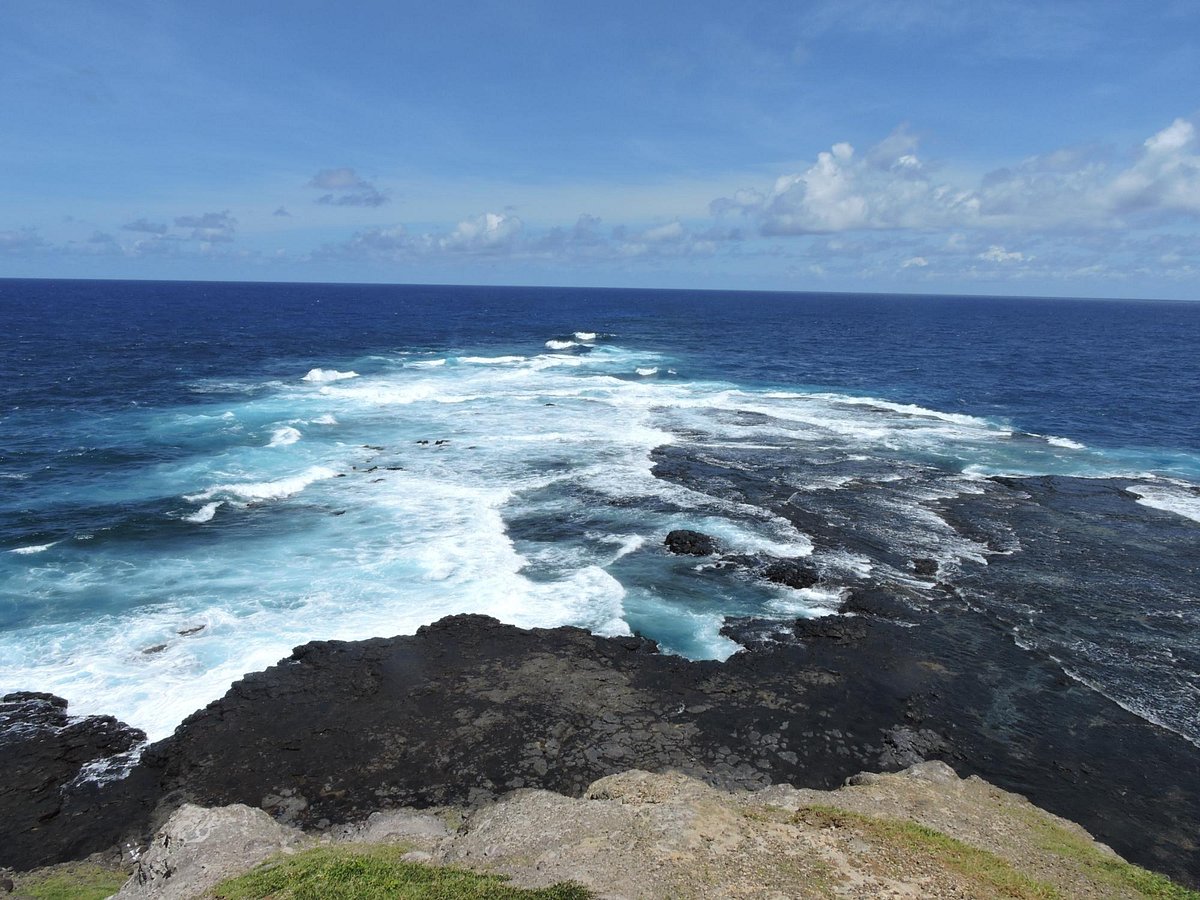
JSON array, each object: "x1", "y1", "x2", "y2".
[
  {"x1": 794, "y1": 804, "x2": 1061, "y2": 899},
  {"x1": 211, "y1": 845, "x2": 593, "y2": 899},
  {"x1": 1015, "y1": 805, "x2": 1200, "y2": 900},
  {"x1": 15, "y1": 863, "x2": 128, "y2": 900}
]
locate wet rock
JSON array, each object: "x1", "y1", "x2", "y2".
[
  {"x1": 664, "y1": 529, "x2": 718, "y2": 556},
  {"x1": 913, "y1": 558, "x2": 939, "y2": 577},
  {"x1": 762, "y1": 558, "x2": 819, "y2": 590},
  {"x1": 141, "y1": 645, "x2": 166, "y2": 655},
  {"x1": 177, "y1": 625, "x2": 205, "y2": 637}
]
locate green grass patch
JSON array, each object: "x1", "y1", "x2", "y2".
[
  {"x1": 794, "y1": 804, "x2": 1060, "y2": 899},
  {"x1": 16, "y1": 863, "x2": 128, "y2": 900},
  {"x1": 1015, "y1": 806, "x2": 1200, "y2": 900},
  {"x1": 211, "y1": 845, "x2": 593, "y2": 899}
]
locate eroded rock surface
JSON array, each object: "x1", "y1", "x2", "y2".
[{"x1": 116, "y1": 804, "x2": 305, "y2": 900}]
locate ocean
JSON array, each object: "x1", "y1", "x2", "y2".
[{"x1": 1, "y1": 279, "x2": 1197, "y2": 745}]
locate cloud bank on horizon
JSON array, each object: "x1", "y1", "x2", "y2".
[{"x1": 1, "y1": 0, "x2": 1198, "y2": 298}]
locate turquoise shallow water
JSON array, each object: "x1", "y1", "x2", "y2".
[{"x1": 1, "y1": 279, "x2": 1197, "y2": 740}]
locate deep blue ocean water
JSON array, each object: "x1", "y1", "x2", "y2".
[{"x1": 1, "y1": 279, "x2": 1198, "y2": 741}]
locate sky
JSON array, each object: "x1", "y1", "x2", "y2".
[{"x1": 1, "y1": 0, "x2": 1198, "y2": 298}]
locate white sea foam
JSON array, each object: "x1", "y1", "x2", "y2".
[
  {"x1": 9, "y1": 333, "x2": 1196, "y2": 744},
  {"x1": 1127, "y1": 483, "x2": 1200, "y2": 523},
  {"x1": 185, "y1": 465, "x2": 338, "y2": 504},
  {"x1": 184, "y1": 501, "x2": 222, "y2": 524},
  {"x1": 10, "y1": 541, "x2": 58, "y2": 555},
  {"x1": 461, "y1": 355, "x2": 525, "y2": 365},
  {"x1": 635, "y1": 367, "x2": 659, "y2": 376},
  {"x1": 1046, "y1": 435, "x2": 1086, "y2": 450},
  {"x1": 544, "y1": 339, "x2": 579, "y2": 350},
  {"x1": 765, "y1": 586, "x2": 845, "y2": 617},
  {"x1": 266, "y1": 426, "x2": 301, "y2": 447},
  {"x1": 574, "y1": 331, "x2": 598, "y2": 341},
  {"x1": 302, "y1": 368, "x2": 359, "y2": 383}
]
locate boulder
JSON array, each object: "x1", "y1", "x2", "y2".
[
  {"x1": 913, "y1": 558, "x2": 939, "y2": 577},
  {"x1": 663, "y1": 529, "x2": 718, "y2": 556},
  {"x1": 763, "y1": 559, "x2": 819, "y2": 590},
  {"x1": 116, "y1": 804, "x2": 305, "y2": 899}
]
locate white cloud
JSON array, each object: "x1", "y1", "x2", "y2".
[
  {"x1": 713, "y1": 130, "x2": 980, "y2": 234},
  {"x1": 979, "y1": 245, "x2": 1028, "y2": 263},
  {"x1": 639, "y1": 221, "x2": 686, "y2": 243},
  {"x1": 715, "y1": 118, "x2": 1200, "y2": 237},
  {"x1": 901, "y1": 256, "x2": 928, "y2": 268},
  {"x1": 438, "y1": 212, "x2": 523, "y2": 252}
]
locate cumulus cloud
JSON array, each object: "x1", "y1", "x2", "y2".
[
  {"x1": 173, "y1": 210, "x2": 236, "y2": 242},
  {"x1": 122, "y1": 218, "x2": 168, "y2": 235},
  {"x1": 713, "y1": 131, "x2": 980, "y2": 234},
  {"x1": 438, "y1": 212, "x2": 523, "y2": 252},
  {"x1": 714, "y1": 118, "x2": 1200, "y2": 238},
  {"x1": 308, "y1": 167, "x2": 389, "y2": 207}
]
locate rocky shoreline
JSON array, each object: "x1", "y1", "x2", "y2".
[{"x1": 3, "y1": 590, "x2": 1199, "y2": 888}]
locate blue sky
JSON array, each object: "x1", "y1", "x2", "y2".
[{"x1": 2, "y1": 0, "x2": 1198, "y2": 297}]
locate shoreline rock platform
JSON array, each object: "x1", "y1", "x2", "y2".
[{"x1": 2, "y1": 603, "x2": 1199, "y2": 889}]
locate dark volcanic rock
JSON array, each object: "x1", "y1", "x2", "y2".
[
  {"x1": 913, "y1": 557, "x2": 939, "y2": 577},
  {"x1": 6, "y1": 609, "x2": 1200, "y2": 888},
  {"x1": 663, "y1": 529, "x2": 718, "y2": 556},
  {"x1": 762, "y1": 558, "x2": 819, "y2": 590},
  {"x1": 0, "y1": 692, "x2": 150, "y2": 871}
]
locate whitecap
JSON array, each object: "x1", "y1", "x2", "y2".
[
  {"x1": 266, "y1": 426, "x2": 301, "y2": 447},
  {"x1": 461, "y1": 355, "x2": 525, "y2": 365},
  {"x1": 302, "y1": 368, "x2": 359, "y2": 383},
  {"x1": 635, "y1": 367, "x2": 659, "y2": 377},
  {"x1": 184, "y1": 465, "x2": 338, "y2": 504},
  {"x1": 312, "y1": 414, "x2": 338, "y2": 425},
  {"x1": 10, "y1": 541, "x2": 58, "y2": 555},
  {"x1": 545, "y1": 339, "x2": 579, "y2": 350},
  {"x1": 1046, "y1": 435, "x2": 1086, "y2": 450},
  {"x1": 574, "y1": 331, "x2": 598, "y2": 341},
  {"x1": 184, "y1": 501, "x2": 222, "y2": 524}
]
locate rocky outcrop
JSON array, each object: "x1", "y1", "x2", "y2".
[
  {"x1": 107, "y1": 765, "x2": 1180, "y2": 899},
  {"x1": 116, "y1": 804, "x2": 304, "y2": 899},
  {"x1": 762, "y1": 557, "x2": 820, "y2": 589},
  {"x1": 663, "y1": 529, "x2": 717, "y2": 555},
  {"x1": 0, "y1": 692, "x2": 149, "y2": 872},
  {"x1": 3, "y1": 607, "x2": 1200, "y2": 888}
]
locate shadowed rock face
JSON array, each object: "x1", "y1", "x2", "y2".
[
  {"x1": 2, "y1": 606, "x2": 1199, "y2": 887},
  {"x1": 0, "y1": 692, "x2": 151, "y2": 870}
]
